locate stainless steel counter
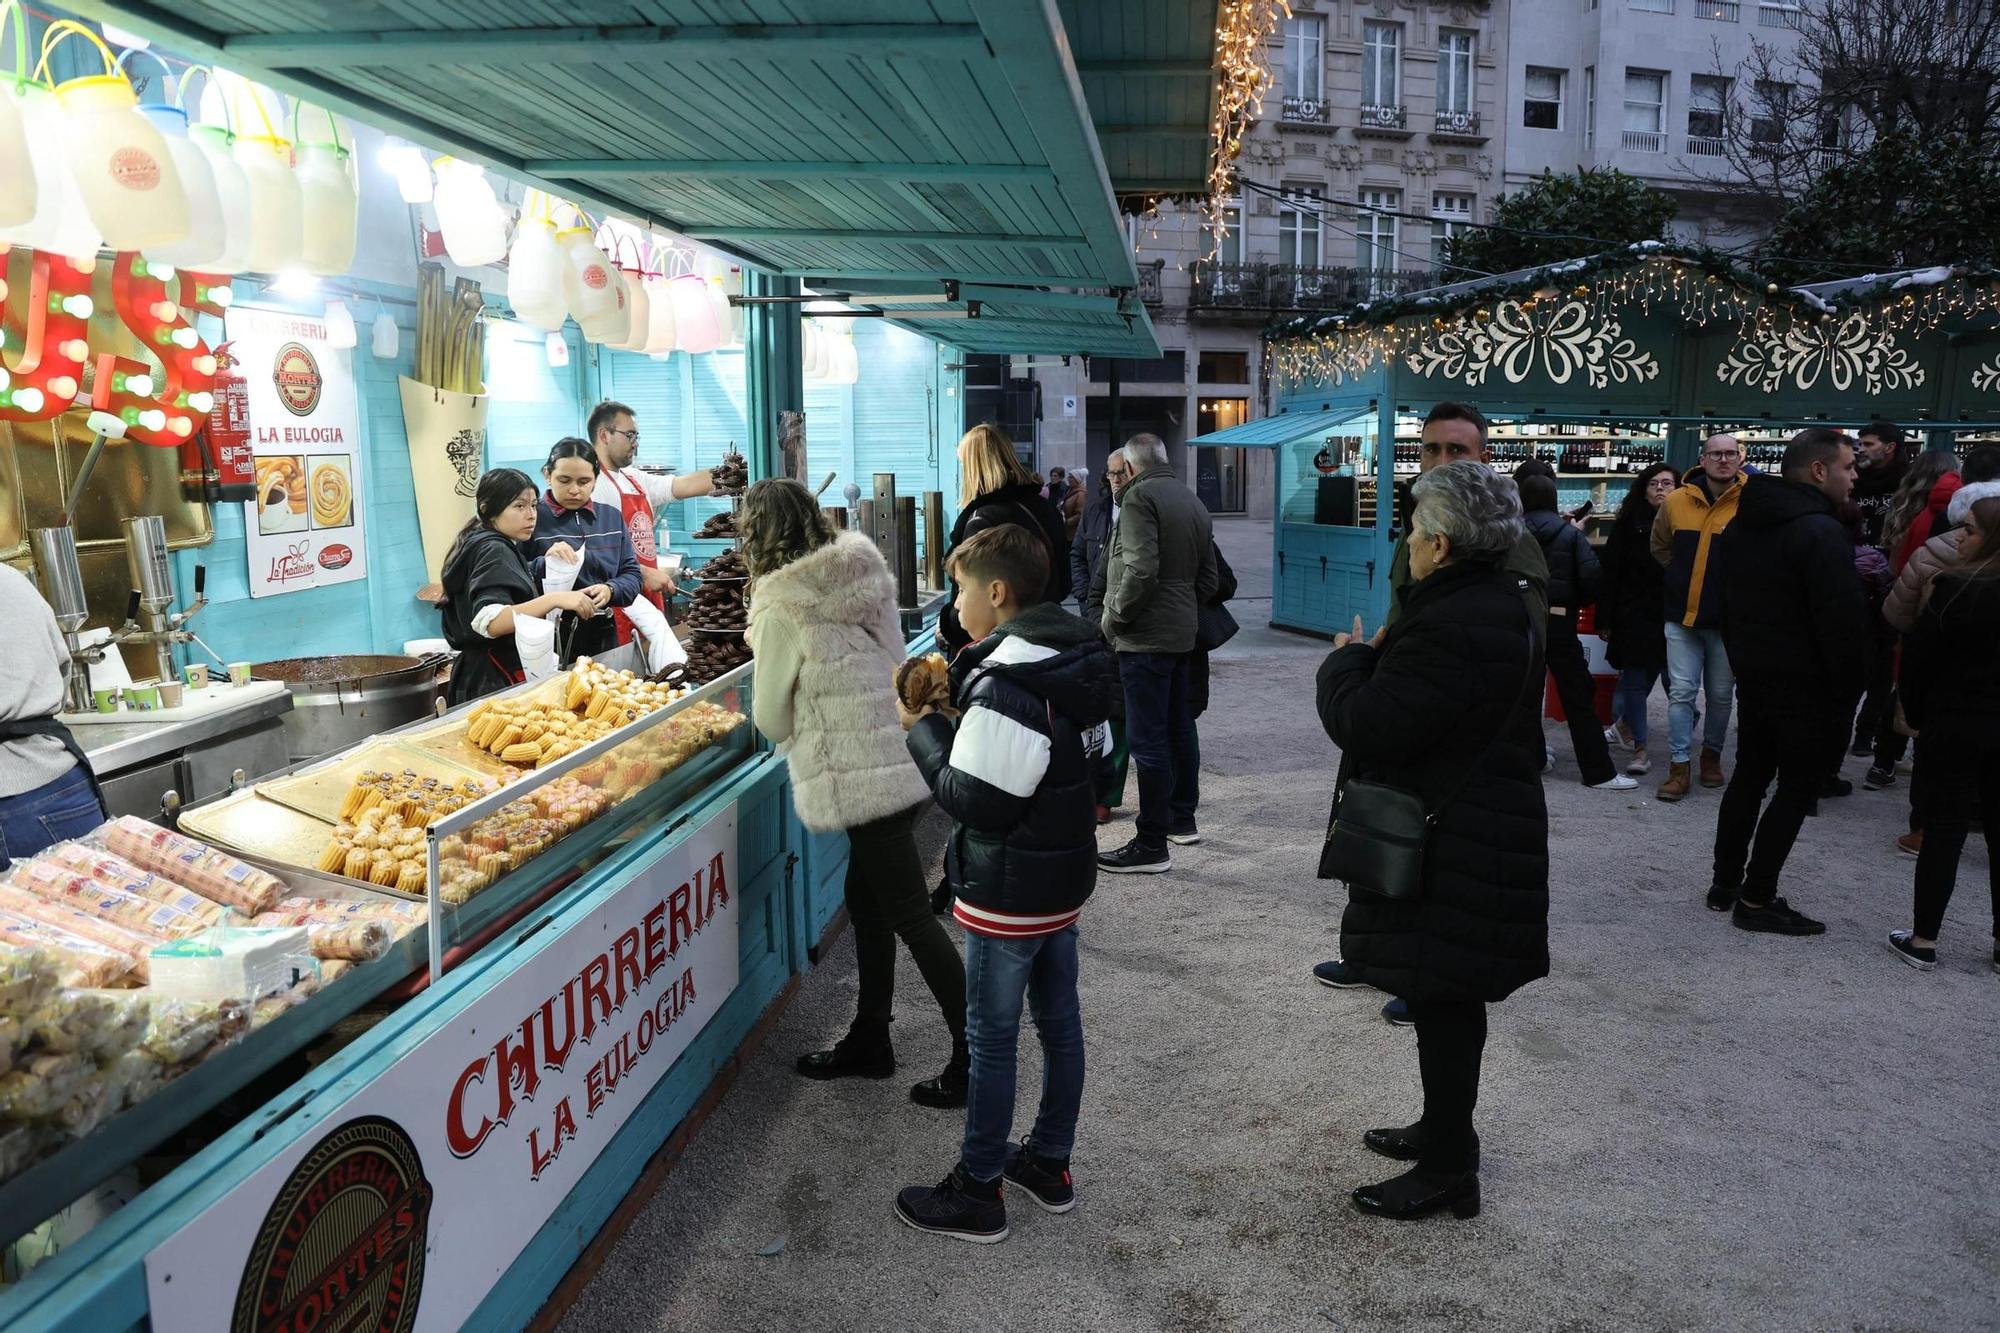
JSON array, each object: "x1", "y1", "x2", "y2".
[
  {"x1": 80, "y1": 689, "x2": 295, "y2": 821},
  {"x1": 81, "y1": 689, "x2": 294, "y2": 774}
]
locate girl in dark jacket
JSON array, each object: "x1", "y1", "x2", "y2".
[
  {"x1": 1598, "y1": 464, "x2": 1675, "y2": 772},
  {"x1": 1519, "y1": 473, "x2": 1632, "y2": 790},
  {"x1": 529, "y1": 438, "x2": 642, "y2": 662},
  {"x1": 439, "y1": 468, "x2": 601, "y2": 706},
  {"x1": 1887, "y1": 496, "x2": 2000, "y2": 972},
  {"x1": 1317, "y1": 462, "x2": 1549, "y2": 1222},
  {"x1": 938, "y1": 425, "x2": 1072, "y2": 654}
]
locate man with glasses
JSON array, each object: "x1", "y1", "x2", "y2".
[
  {"x1": 587, "y1": 399, "x2": 720, "y2": 653},
  {"x1": 1650, "y1": 433, "x2": 1746, "y2": 801}
]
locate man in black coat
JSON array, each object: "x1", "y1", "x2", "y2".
[
  {"x1": 1074, "y1": 451, "x2": 1132, "y2": 821},
  {"x1": 1708, "y1": 429, "x2": 1867, "y2": 935}
]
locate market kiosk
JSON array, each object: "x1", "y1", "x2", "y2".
[
  {"x1": 1194, "y1": 249, "x2": 2000, "y2": 637},
  {"x1": 0, "y1": 0, "x2": 1191, "y2": 1326}
]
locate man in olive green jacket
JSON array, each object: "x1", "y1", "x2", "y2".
[{"x1": 1089, "y1": 435, "x2": 1218, "y2": 875}]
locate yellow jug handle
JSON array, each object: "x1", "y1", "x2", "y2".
[{"x1": 33, "y1": 19, "x2": 120, "y2": 85}]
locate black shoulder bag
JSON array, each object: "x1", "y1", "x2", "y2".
[{"x1": 1316, "y1": 582, "x2": 1540, "y2": 901}]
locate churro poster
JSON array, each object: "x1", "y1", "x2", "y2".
[{"x1": 229, "y1": 306, "x2": 368, "y2": 598}]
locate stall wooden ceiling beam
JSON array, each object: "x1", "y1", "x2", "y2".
[
  {"x1": 224, "y1": 24, "x2": 990, "y2": 67},
  {"x1": 523, "y1": 160, "x2": 1056, "y2": 185},
  {"x1": 690, "y1": 227, "x2": 1088, "y2": 248},
  {"x1": 1073, "y1": 60, "x2": 1213, "y2": 77}
]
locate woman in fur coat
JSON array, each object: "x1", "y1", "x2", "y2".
[{"x1": 742, "y1": 479, "x2": 969, "y2": 1107}]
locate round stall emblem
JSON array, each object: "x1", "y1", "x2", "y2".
[
  {"x1": 318, "y1": 543, "x2": 354, "y2": 570},
  {"x1": 231, "y1": 1115, "x2": 433, "y2": 1333},
  {"x1": 273, "y1": 342, "x2": 323, "y2": 417},
  {"x1": 110, "y1": 146, "x2": 161, "y2": 191}
]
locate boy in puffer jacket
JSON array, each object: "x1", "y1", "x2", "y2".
[{"x1": 893, "y1": 524, "x2": 1117, "y2": 1244}]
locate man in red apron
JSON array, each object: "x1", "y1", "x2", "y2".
[{"x1": 587, "y1": 399, "x2": 719, "y2": 648}]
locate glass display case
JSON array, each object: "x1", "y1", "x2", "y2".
[{"x1": 1277, "y1": 409, "x2": 1380, "y2": 530}]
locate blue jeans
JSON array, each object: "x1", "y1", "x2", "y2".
[
  {"x1": 1618, "y1": 668, "x2": 1660, "y2": 748},
  {"x1": 960, "y1": 926, "x2": 1085, "y2": 1183},
  {"x1": 1120, "y1": 651, "x2": 1197, "y2": 847},
  {"x1": 0, "y1": 765, "x2": 104, "y2": 871},
  {"x1": 1663, "y1": 623, "x2": 1733, "y2": 764}
]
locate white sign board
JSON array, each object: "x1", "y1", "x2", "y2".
[
  {"x1": 1062, "y1": 394, "x2": 1078, "y2": 418},
  {"x1": 145, "y1": 805, "x2": 740, "y2": 1332},
  {"x1": 228, "y1": 306, "x2": 368, "y2": 598}
]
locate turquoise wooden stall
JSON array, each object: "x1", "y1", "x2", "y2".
[{"x1": 4, "y1": 0, "x2": 1227, "y2": 1326}]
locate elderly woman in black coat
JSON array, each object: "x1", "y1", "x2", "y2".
[{"x1": 1317, "y1": 461, "x2": 1550, "y2": 1222}]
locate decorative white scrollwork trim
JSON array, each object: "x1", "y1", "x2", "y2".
[
  {"x1": 1715, "y1": 314, "x2": 1924, "y2": 395},
  {"x1": 1401, "y1": 298, "x2": 1659, "y2": 389}
]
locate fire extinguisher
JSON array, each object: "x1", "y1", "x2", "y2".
[{"x1": 185, "y1": 340, "x2": 256, "y2": 504}]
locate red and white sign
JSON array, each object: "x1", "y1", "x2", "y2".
[
  {"x1": 230, "y1": 305, "x2": 368, "y2": 599},
  {"x1": 144, "y1": 805, "x2": 739, "y2": 1332}
]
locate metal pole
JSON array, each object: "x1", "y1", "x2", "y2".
[
  {"x1": 895, "y1": 496, "x2": 918, "y2": 608},
  {"x1": 1107, "y1": 357, "x2": 1122, "y2": 457},
  {"x1": 922, "y1": 490, "x2": 945, "y2": 589}
]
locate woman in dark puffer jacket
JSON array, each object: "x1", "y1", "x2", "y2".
[
  {"x1": 938, "y1": 424, "x2": 1072, "y2": 654},
  {"x1": 1317, "y1": 462, "x2": 1550, "y2": 1223}
]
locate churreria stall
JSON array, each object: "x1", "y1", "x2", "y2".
[
  {"x1": 0, "y1": 1, "x2": 1209, "y2": 1328},
  {"x1": 1192, "y1": 246, "x2": 2000, "y2": 637}
]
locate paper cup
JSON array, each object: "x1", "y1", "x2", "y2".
[
  {"x1": 184, "y1": 663, "x2": 210, "y2": 689},
  {"x1": 128, "y1": 684, "x2": 160, "y2": 711},
  {"x1": 93, "y1": 688, "x2": 120, "y2": 714},
  {"x1": 159, "y1": 681, "x2": 185, "y2": 708},
  {"x1": 228, "y1": 661, "x2": 253, "y2": 687}
]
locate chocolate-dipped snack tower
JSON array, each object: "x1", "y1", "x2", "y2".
[{"x1": 681, "y1": 446, "x2": 753, "y2": 684}]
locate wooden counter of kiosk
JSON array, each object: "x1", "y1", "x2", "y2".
[{"x1": 0, "y1": 630, "x2": 936, "y2": 1331}]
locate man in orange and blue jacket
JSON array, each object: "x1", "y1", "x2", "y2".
[{"x1": 1649, "y1": 434, "x2": 1747, "y2": 801}]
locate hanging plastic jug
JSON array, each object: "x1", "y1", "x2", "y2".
[
  {"x1": 670, "y1": 272, "x2": 724, "y2": 354},
  {"x1": 182, "y1": 81, "x2": 249, "y2": 273},
  {"x1": 804, "y1": 320, "x2": 829, "y2": 380},
  {"x1": 36, "y1": 21, "x2": 188, "y2": 252},
  {"x1": 507, "y1": 190, "x2": 567, "y2": 331},
  {"x1": 557, "y1": 225, "x2": 622, "y2": 342},
  {"x1": 0, "y1": 3, "x2": 100, "y2": 256},
  {"x1": 612, "y1": 235, "x2": 651, "y2": 352},
  {"x1": 641, "y1": 262, "x2": 677, "y2": 357},
  {"x1": 229, "y1": 80, "x2": 300, "y2": 273},
  {"x1": 433, "y1": 158, "x2": 507, "y2": 268},
  {"x1": 0, "y1": 1, "x2": 40, "y2": 229},
  {"x1": 719, "y1": 263, "x2": 744, "y2": 346},
  {"x1": 114, "y1": 52, "x2": 224, "y2": 270},
  {"x1": 292, "y1": 102, "x2": 357, "y2": 275}
]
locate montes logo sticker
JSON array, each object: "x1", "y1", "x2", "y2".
[
  {"x1": 273, "y1": 342, "x2": 323, "y2": 417},
  {"x1": 232, "y1": 1115, "x2": 433, "y2": 1333}
]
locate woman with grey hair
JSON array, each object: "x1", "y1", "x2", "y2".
[{"x1": 1316, "y1": 461, "x2": 1551, "y2": 1222}]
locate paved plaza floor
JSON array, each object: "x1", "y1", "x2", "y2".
[{"x1": 549, "y1": 518, "x2": 1999, "y2": 1333}]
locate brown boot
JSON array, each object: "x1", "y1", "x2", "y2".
[
  {"x1": 1699, "y1": 747, "x2": 1727, "y2": 788},
  {"x1": 1657, "y1": 761, "x2": 1692, "y2": 802}
]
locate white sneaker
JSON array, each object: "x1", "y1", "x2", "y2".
[
  {"x1": 1543, "y1": 745, "x2": 1557, "y2": 773},
  {"x1": 1625, "y1": 746, "x2": 1650, "y2": 776},
  {"x1": 1589, "y1": 774, "x2": 1640, "y2": 791}
]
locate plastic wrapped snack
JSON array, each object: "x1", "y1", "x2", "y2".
[
  {"x1": 51, "y1": 1074, "x2": 115, "y2": 1137},
  {"x1": 101, "y1": 1048, "x2": 166, "y2": 1112},
  {"x1": 0, "y1": 886, "x2": 155, "y2": 981},
  {"x1": 0, "y1": 1052, "x2": 93, "y2": 1119},
  {"x1": 318, "y1": 959, "x2": 354, "y2": 984},
  {"x1": 0, "y1": 943, "x2": 60, "y2": 1012},
  {"x1": 0, "y1": 1012, "x2": 20, "y2": 1077},
  {"x1": 40, "y1": 843, "x2": 235, "y2": 930},
  {"x1": 0, "y1": 1121, "x2": 49, "y2": 1183},
  {"x1": 264, "y1": 895, "x2": 428, "y2": 926},
  {"x1": 131, "y1": 992, "x2": 242, "y2": 1065},
  {"x1": 24, "y1": 990, "x2": 117, "y2": 1055},
  {"x1": 7, "y1": 858, "x2": 217, "y2": 940},
  {"x1": 0, "y1": 910, "x2": 139, "y2": 988},
  {"x1": 99, "y1": 816, "x2": 286, "y2": 915}
]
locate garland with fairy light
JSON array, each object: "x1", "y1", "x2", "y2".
[
  {"x1": 1192, "y1": 0, "x2": 1291, "y2": 265},
  {"x1": 1265, "y1": 244, "x2": 2000, "y2": 390}
]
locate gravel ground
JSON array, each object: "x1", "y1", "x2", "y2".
[{"x1": 550, "y1": 518, "x2": 1999, "y2": 1333}]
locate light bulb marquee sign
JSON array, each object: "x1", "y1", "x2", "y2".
[{"x1": 0, "y1": 242, "x2": 229, "y2": 452}]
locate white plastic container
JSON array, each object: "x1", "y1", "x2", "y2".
[
  {"x1": 0, "y1": 81, "x2": 98, "y2": 258},
  {"x1": 507, "y1": 207, "x2": 567, "y2": 331},
  {"x1": 803, "y1": 320, "x2": 827, "y2": 379},
  {"x1": 0, "y1": 2, "x2": 37, "y2": 228},
  {"x1": 433, "y1": 158, "x2": 507, "y2": 268},
  {"x1": 292, "y1": 106, "x2": 357, "y2": 276},
  {"x1": 188, "y1": 123, "x2": 250, "y2": 273},
  {"x1": 614, "y1": 266, "x2": 651, "y2": 351},
  {"x1": 138, "y1": 105, "x2": 224, "y2": 269},
  {"x1": 558, "y1": 227, "x2": 624, "y2": 342},
  {"x1": 641, "y1": 272, "x2": 677, "y2": 355},
  {"x1": 234, "y1": 134, "x2": 301, "y2": 274},
  {"x1": 41, "y1": 23, "x2": 188, "y2": 252},
  {"x1": 670, "y1": 272, "x2": 724, "y2": 354}
]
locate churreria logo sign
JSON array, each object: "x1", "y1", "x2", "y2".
[
  {"x1": 273, "y1": 341, "x2": 324, "y2": 417},
  {"x1": 232, "y1": 1115, "x2": 433, "y2": 1333}
]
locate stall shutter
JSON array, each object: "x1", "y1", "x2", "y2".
[
  {"x1": 689, "y1": 350, "x2": 751, "y2": 471},
  {"x1": 850, "y1": 323, "x2": 941, "y2": 502},
  {"x1": 801, "y1": 379, "x2": 850, "y2": 487},
  {"x1": 600, "y1": 352, "x2": 685, "y2": 470}
]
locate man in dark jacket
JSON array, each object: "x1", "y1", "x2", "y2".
[
  {"x1": 1519, "y1": 473, "x2": 1633, "y2": 790},
  {"x1": 1074, "y1": 452, "x2": 1132, "y2": 821},
  {"x1": 1851, "y1": 420, "x2": 1909, "y2": 549},
  {"x1": 898, "y1": 524, "x2": 1116, "y2": 1243},
  {"x1": 1091, "y1": 434, "x2": 1219, "y2": 873},
  {"x1": 1708, "y1": 429, "x2": 1866, "y2": 935}
]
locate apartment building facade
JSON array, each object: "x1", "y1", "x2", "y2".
[{"x1": 1505, "y1": 0, "x2": 1805, "y2": 246}]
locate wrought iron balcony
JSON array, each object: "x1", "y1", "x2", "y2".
[
  {"x1": 1757, "y1": 2, "x2": 1800, "y2": 25},
  {"x1": 1431, "y1": 108, "x2": 1483, "y2": 138},
  {"x1": 1281, "y1": 95, "x2": 1331, "y2": 125},
  {"x1": 1686, "y1": 133, "x2": 1728, "y2": 156},
  {"x1": 1189, "y1": 261, "x2": 1433, "y2": 313},
  {"x1": 1137, "y1": 259, "x2": 1165, "y2": 307},
  {"x1": 1622, "y1": 129, "x2": 1668, "y2": 153},
  {"x1": 1696, "y1": 0, "x2": 1740, "y2": 18},
  {"x1": 1358, "y1": 103, "x2": 1408, "y2": 132}
]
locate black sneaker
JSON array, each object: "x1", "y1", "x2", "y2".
[
  {"x1": 1381, "y1": 997, "x2": 1413, "y2": 1026},
  {"x1": 1166, "y1": 823, "x2": 1202, "y2": 846},
  {"x1": 1732, "y1": 897, "x2": 1826, "y2": 936},
  {"x1": 1886, "y1": 930, "x2": 1936, "y2": 971},
  {"x1": 796, "y1": 1027, "x2": 894, "y2": 1080},
  {"x1": 895, "y1": 1166, "x2": 1008, "y2": 1243},
  {"x1": 1313, "y1": 958, "x2": 1369, "y2": 988},
  {"x1": 1098, "y1": 839, "x2": 1171, "y2": 874},
  {"x1": 1849, "y1": 739, "x2": 1875, "y2": 758},
  {"x1": 1002, "y1": 1139, "x2": 1076, "y2": 1214},
  {"x1": 1706, "y1": 883, "x2": 1737, "y2": 912},
  {"x1": 1821, "y1": 776, "x2": 1853, "y2": 798},
  {"x1": 910, "y1": 1047, "x2": 968, "y2": 1108},
  {"x1": 1863, "y1": 766, "x2": 1897, "y2": 791}
]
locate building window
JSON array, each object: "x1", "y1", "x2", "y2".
[
  {"x1": 1218, "y1": 198, "x2": 1243, "y2": 266},
  {"x1": 1584, "y1": 66, "x2": 1597, "y2": 148},
  {"x1": 1356, "y1": 188, "x2": 1400, "y2": 293},
  {"x1": 1752, "y1": 79, "x2": 1790, "y2": 145},
  {"x1": 1278, "y1": 185, "x2": 1322, "y2": 269},
  {"x1": 1362, "y1": 22, "x2": 1401, "y2": 110},
  {"x1": 1623, "y1": 69, "x2": 1667, "y2": 151},
  {"x1": 1524, "y1": 67, "x2": 1564, "y2": 129},
  {"x1": 1198, "y1": 350, "x2": 1250, "y2": 385},
  {"x1": 1688, "y1": 74, "x2": 1730, "y2": 152},
  {"x1": 1438, "y1": 30, "x2": 1475, "y2": 115},
  {"x1": 1430, "y1": 192, "x2": 1474, "y2": 268},
  {"x1": 1630, "y1": 0, "x2": 1674, "y2": 13},
  {"x1": 1284, "y1": 15, "x2": 1324, "y2": 102}
]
